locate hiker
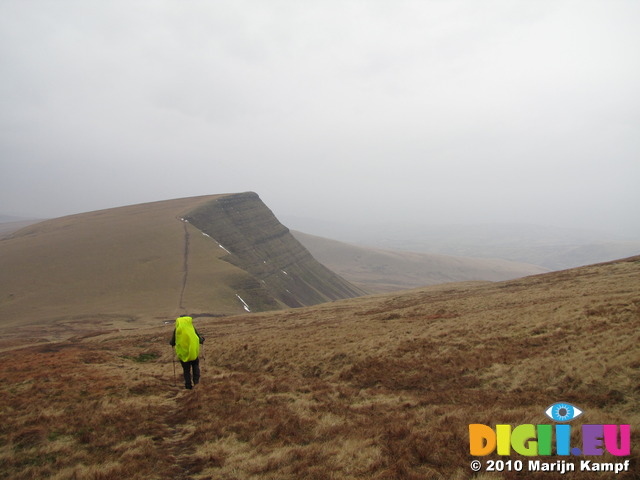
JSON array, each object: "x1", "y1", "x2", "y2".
[{"x1": 169, "y1": 315, "x2": 205, "y2": 389}]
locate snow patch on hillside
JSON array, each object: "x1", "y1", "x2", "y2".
[{"x1": 236, "y1": 294, "x2": 251, "y2": 312}]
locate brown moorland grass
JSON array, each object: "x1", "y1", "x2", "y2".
[{"x1": 0, "y1": 257, "x2": 638, "y2": 479}]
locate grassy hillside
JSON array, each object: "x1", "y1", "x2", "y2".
[
  {"x1": 0, "y1": 196, "x2": 210, "y2": 326},
  {"x1": 293, "y1": 231, "x2": 548, "y2": 293},
  {"x1": 0, "y1": 193, "x2": 363, "y2": 328},
  {"x1": 1, "y1": 256, "x2": 637, "y2": 479}
]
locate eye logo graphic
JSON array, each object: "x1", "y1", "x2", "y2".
[{"x1": 545, "y1": 402, "x2": 583, "y2": 423}]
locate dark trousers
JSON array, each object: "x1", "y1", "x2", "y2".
[{"x1": 180, "y1": 358, "x2": 200, "y2": 389}]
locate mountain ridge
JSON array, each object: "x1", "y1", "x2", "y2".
[
  {"x1": 0, "y1": 192, "x2": 363, "y2": 327},
  {"x1": 183, "y1": 192, "x2": 365, "y2": 308}
]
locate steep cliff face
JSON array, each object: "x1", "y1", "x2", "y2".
[
  {"x1": 0, "y1": 193, "x2": 365, "y2": 327},
  {"x1": 184, "y1": 192, "x2": 365, "y2": 309}
]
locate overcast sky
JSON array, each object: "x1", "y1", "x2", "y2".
[{"x1": 1, "y1": 1, "x2": 639, "y2": 236}]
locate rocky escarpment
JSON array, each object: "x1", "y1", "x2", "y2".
[{"x1": 184, "y1": 192, "x2": 366, "y2": 309}]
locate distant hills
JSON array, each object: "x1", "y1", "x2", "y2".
[
  {"x1": 0, "y1": 218, "x2": 43, "y2": 237},
  {"x1": 0, "y1": 215, "x2": 35, "y2": 223},
  {"x1": 0, "y1": 193, "x2": 363, "y2": 326},
  {"x1": 292, "y1": 231, "x2": 548, "y2": 293},
  {"x1": 284, "y1": 216, "x2": 640, "y2": 270}
]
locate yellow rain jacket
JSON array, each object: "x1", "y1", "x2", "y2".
[{"x1": 174, "y1": 316, "x2": 200, "y2": 362}]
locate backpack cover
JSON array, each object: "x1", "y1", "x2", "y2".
[{"x1": 174, "y1": 316, "x2": 200, "y2": 362}]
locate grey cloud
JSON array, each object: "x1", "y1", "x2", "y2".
[{"x1": 1, "y1": 1, "x2": 638, "y2": 237}]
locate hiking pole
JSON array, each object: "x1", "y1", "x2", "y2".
[
  {"x1": 172, "y1": 350, "x2": 177, "y2": 387},
  {"x1": 200, "y1": 343, "x2": 205, "y2": 381}
]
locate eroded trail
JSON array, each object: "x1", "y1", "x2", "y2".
[{"x1": 178, "y1": 218, "x2": 191, "y2": 311}]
